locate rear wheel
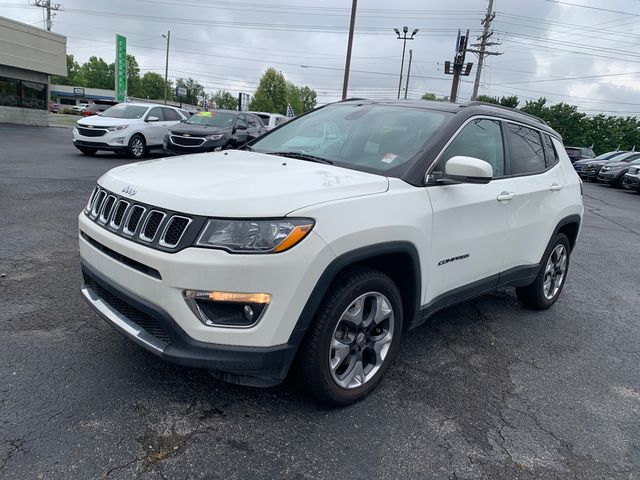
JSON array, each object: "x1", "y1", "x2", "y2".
[
  {"x1": 128, "y1": 134, "x2": 146, "y2": 159},
  {"x1": 516, "y1": 233, "x2": 570, "y2": 310},
  {"x1": 296, "y1": 269, "x2": 403, "y2": 406},
  {"x1": 78, "y1": 147, "x2": 97, "y2": 156}
]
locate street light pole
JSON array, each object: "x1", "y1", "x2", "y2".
[
  {"x1": 395, "y1": 27, "x2": 418, "y2": 99},
  {"x1": 162, "y1": 30, "x2": 170, "y2": 104},
  {"x1": 342, "y1": 0, "x2": 358, "y2": 100}
]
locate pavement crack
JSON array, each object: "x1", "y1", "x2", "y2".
[
  {"x1": 102, "y1": 456, "x2": 143, "y2": 479},
  {"x1": 0, "y1": 438, "x2": 25, "y2": 470}
]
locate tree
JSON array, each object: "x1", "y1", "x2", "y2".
[
  {"x1": 249, "y1": 68, "x2": 288, "y2": 114},
  {"x1": 139, "y1": 72, "x2": 167, "y2": 100},
  {"x1": 212, "y1": 90, "x2": 238, "y2": 110},
  {"x1": 476, "y1": 94, "x2": 499, "y2": 104},
  {"x1": 421, "y1": 92, "x2": 448, "y2": 102},
  {"x1": 475, "y1": 94, "x2": 519, "y2": 108},
  {"x1": 80, "y1": 56, "x2": 114, "y2": 90},
  {"x1": 51, "y1": 54, "x2": 85, "y2": 86},
  {"x1": 175, "y1": 77, "x2": 205, "y2": 105},
  {"x1": 126, "y1": 54, "x2": 141, "y2": 97},
  {"x1": 299, "y1": 86, "x2": 317, "y2": 112}
]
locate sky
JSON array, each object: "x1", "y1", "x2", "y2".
[{"x1": 2, "y1": 0, "x2": 640, "y2": 115}]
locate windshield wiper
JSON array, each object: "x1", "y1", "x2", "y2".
[{"x1": 265, "y1": 151, "x2": 333, "y2": 165}]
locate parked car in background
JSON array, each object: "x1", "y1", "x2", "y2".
[
  {"x1": 164, "y1": 110, "x2": 266, "y2": 154},
  {"x1": 73, "y1": 102, "x2": 188, "y2": 158},
  {"x1": 597, "y1": 158, "x2": 640, "y2": 186},
  {"x1": 622, "y1": 165, "x2": 640, "y2": 192},
  {"x1": 78, "y1": 100, "x2": 583, "y2": 405},
  {"x1": 580, "y1": 152, "x2": 640, "y2": 181},
  {"x1": 82, "y1": 100, "x2": 118, "y2": 117},
  {"x1": 250, "y1": 111, "x2": 288, "y2": 130},
  {"x1": 574, "y1": 151, "x2": 626, "y2": 176},
  {"x1": 565, "y1": 146, "x2": 595, "y2": 163},
  {"x1": 48, "y1": 101, "x2": 60, "y2": 113},
  {"x1": 73, "y1": 103, "x2": 90, "y2": 114}
]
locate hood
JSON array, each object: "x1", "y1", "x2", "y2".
[
  {"x1": 77, "y1": 115, "x2": 141, "y2": 127},
  {"x1": 98, "y1": 150, "x2": 389, "y2": 217},
  {"x1": 168, "y1": 122, "x2": 230, "y2": 136},
  {"x1": 602, "y1": 161, "x2": 632, "y2": 168}
]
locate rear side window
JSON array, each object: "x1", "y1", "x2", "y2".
[
  {"x1": 275, "y1": 117, "x2": 287, "y2": 126},
  {"x1": 542, "y1": 134, "x2": 559, "y2": 168},
  {"x1": 506, "y1": 123, "x2": 546, "y2": 175},
  {"x1": 439, "y1": 118, "x2": 505, "y2": 177}
]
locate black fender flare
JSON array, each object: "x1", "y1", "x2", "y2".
[{"x1": 286, "y1": 241, "x2": 422, "y2": 347}]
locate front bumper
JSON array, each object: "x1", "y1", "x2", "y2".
[
  {"x1": 73, "y1": 127, "x2": 130, "y2": 151},
  {"x1": 81, "y1": 261, "x2": 297, "y2": 386},
  {"x1": 622, "y1": 173, "x2": 640, "y2": 190},
  {"x1": 78, "y1": 211, "x2": 335, "y2": 383},
  {"x1": 597, "y1": 170, "x2": 623, "y2": 184}
]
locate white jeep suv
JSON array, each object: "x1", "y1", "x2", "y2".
[
  {"x1": 79, "y1": 100, "x2": 583, "y2": 405},
  {"x1": 73, "y1": 102, "x2": 189, "y2": 159}
]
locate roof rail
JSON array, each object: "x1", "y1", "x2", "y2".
[{"x1": 464, "y1": 101, "x2": 548, "y2": 126}]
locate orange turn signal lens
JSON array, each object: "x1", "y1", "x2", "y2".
[
  {"x1": 208, "y1": 291, "x2": 271, "y2": 304},
  {"x1": 273, "y1": 224, "x2": 313, "y2": 253}
]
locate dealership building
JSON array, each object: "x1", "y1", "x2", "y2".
[{"x1": 0, "y1": 16, "x2": 67, "y2": 126}]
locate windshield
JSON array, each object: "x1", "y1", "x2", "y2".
[
  {"x1": 101, "y1": 104, "x2": 148, "y2": 119},
  {"x1": 249, "y1": 103, "x2": 450, "y2": 173},
  {"x1": 185, "y1": 111, "x2": 235, "y2": 127},
  {"x1": 595, "y1": 151, "x2": 624, "y2": 160}
]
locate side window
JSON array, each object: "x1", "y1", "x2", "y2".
[
  {"x1": 439, "y1": 118, "x2": 504, "y2": 176},
  {"x1": 146, "y1": 107, "x2": 163, "y2": 121},
  {"x1": 162, "y1": 107, "x2": 180, "y2": 121},
  {"x1": 236, "y1": 114, "x2": 247, "y2": 128},
  {"x1": 275, "y1": 117, "x2": 286, "y2": 126},
  {"x1": 246, "y1": 115, "x2": 257, "y2": 128},
  {"x1": 506, "y1": 123, "x2": 546, "y2": 175},
  {"x1": 542, "y1": 134, "x2": 559, "y2": 168}
]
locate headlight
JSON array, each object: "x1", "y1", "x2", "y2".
[
  {"x1": 195, "y1": 218, "x2": 314, "y2": 253},
  {"x1": 608, "y1": 165, "x2": 623, "y2": 170},
  {"x1": 107, "y1": 124, "x2": 128, "y2": 131},
  {"x1": 206, "y1": 134, "x2": 224, "y2": 141}
]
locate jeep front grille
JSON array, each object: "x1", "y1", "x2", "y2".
[{"x1": 82, "y1": 186, "x2": 203, "y2": 252}]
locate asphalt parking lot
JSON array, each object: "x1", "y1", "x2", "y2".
[{"x1": 1, "y1": 124, "x2": 639, "y2": 479}]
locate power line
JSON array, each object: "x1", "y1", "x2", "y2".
[
  {"x1": 544, "y1": 0, "x2": 640, "y2": 18},
  {"x1": 32, "y1": 0, "x2": 63, "y2": 31}
]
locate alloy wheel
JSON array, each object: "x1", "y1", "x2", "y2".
[
  {"x1": 131, "y1": 138, "x2": 144, "y2": 158},
  {"x1": 543, "y1": 244, "x2": 567, "y2": 300},
  {"x1": 329, "y1": 292, "x2": 394, "y2": 389}
]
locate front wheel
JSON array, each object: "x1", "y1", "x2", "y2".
[
  {"x1": 296, "y1": 268, "x2": 404, "y2": 406},
  {"x1": 127, "y1": 134, "x2": 146, "y2": 159},
  {"x1": 516, "y1": 233, "x2": 570, "y2": 310}
]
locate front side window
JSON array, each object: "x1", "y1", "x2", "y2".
[
  {"x1": 506, "y1": 123, "x2": 546, "y2": 175},
  {"x1": 147, "y1": 107, "x2": 164, "y2": 121},
  {"x1": 249, "y1": 103, "x2": 450, "y2": 174},
  {"x1": 236, "y1": 115, "x2": 247, "y2": 128},
  {"x1": 438, "y1": 118, "x2": 505, "y2": 176}
]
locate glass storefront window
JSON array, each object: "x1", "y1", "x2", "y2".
[{"x1": 0, "y1": 76, "x2": 47, "y2": 110}]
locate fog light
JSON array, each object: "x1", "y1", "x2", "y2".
[
  {"x1": 115, "y1": 137, "x2": 125, "y2": 144},
  {"x1": 183, "y1": 290, "x2": 270, "y2": 328}
]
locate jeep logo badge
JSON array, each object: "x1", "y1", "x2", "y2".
[{"x1": 121, "y1": 185, "x2": 137, "y2": 197}]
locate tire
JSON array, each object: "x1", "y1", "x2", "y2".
[
  {"x1": 127, "y1": 134, "x2": 146, "y2": 159},
  {"x1": 516, "y1": 233, "x2": 571, "y2": 310},
  {"x1": 296, "y1": 268, "x2": 404, "y2": 406},
  {"x1": 78, "y1": 147, "x2": 97, "y2": 156}
]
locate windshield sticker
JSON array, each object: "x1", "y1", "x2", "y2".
[
  {"x1": 197, "y1": 111, "x2": 213, "y2": 117},
  {"x1": 382, "y1": 153, "x2": 397, "y2": 163}
]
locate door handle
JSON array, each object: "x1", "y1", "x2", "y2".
[
  {"x1": 497, "y1": 191, "x2": 516, "y2": 202},
  {"x1": 550, "y1": 183, "x2": 563, "y2": 191}
]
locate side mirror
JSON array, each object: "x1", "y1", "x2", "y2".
[
  {"x1": 146, "y1": 116, "x2": 160, "y2": 122},
  {"x1": 444, "y1": 156, "x2": 493, "y2": 184}
]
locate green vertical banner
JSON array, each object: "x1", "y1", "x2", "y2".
[{"x1": 115, "y1": 34, "x2": 127, "y2": 102}]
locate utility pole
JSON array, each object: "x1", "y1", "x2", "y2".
[
  {"x1": 394, "y1": 27, "x2": 418, "y2": 99},
  {"x1": 404, "y1": 49, "x2": 413, "y2": 99},
  {"x1": 342, "y1": 0, "x2": 358, "y2": 100},
  {"x1": 443, "y1": 29, "x2": 473, "y2": 103},
  {"x1": 33, "y1": 0, "x2": 62, "y2": 31},
  {"x1": 468, "y1": 0, "x2": 502, "y2": 100},
  {"x1": 162, "y1": 30, "x2": 170, "y2": 104}
]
